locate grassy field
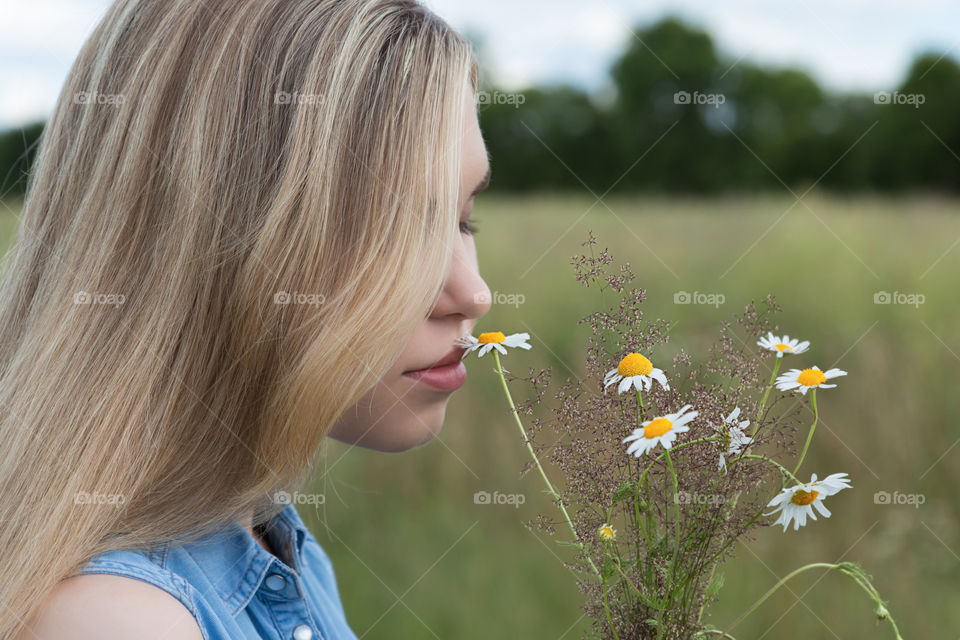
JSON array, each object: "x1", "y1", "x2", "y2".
[
  {"x1": 314, "y1": 192, "x2": 959, "y2": 639},
  {"x1": 3, "y1": 193, "x2": 957, "y2": 638}
]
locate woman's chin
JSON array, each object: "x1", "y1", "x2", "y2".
[{"x1": 327, "y1": 408, "x2": 447, "y2": 453}]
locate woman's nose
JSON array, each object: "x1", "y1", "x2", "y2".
[{"x1": 431, "y1": 251, "x2": 491, "y2": 320}]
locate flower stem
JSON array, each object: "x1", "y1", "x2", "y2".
[
  {"x1": 724, "y1": 562, "x2": 904, "y2": 640},
  {"x1": 664, "y1": 449, "x2": 681, "y2": 566},
  {"x1": 736, "y1": 453, "x2": 802, "y2": 487},
  {"x1": 602, "y1": 576, "x2": 622, "y2": 640},
  {"x1": 492, "y1": 351, "x2": 601, "y2": 579},
  {"x1": 754, "y1": 357, "x2": 782, "y2": 426},
  {"x1": 791, "y1": 388, "x2": 818, "y2": 477},
  {"x1": 696, "y1": 630, "x2": 738, "y2": 639},
  {"x1": 636, "y1": 436, "x2": 719, "y2": 493},
  {"x1": 663, "y1": 448, "x2": 682, "y2": 615}
]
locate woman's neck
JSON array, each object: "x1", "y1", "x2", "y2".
[{"x1": 240, "y1": 512, "x2": 274, "y2": 555}]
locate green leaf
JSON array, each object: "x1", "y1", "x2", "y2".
[
  {"x1": 610, "y1": 481, "x2": 638, "y2": 507},
  {"x1": 602, "y1": 556, "x2": 618, "y2": 580},
  {"x1": 706, "y1": 571, "x2": 725, "y2": 598}
]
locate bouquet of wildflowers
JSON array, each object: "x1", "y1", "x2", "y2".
[{"x1": 458, "y1": 232, "x2": 902, "y2": 640}]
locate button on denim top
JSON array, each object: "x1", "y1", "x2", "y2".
[{"x1": 75, "y1": 504, "x2": 359, "y2": 640}]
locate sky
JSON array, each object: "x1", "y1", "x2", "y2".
[{"x1": 1, "y1": 0, "x2": 959, "y2": 129}]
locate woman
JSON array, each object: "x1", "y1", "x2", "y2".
[{"x1": 0, "y1": 0, "x2": 492, "y2": 637}]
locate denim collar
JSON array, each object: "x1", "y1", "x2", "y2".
[{"x1": 181, "y1": 503, "x2": 310, "y2": 615}]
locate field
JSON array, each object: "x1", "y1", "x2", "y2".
[
  {"x1": 3, "y1": 193, "x2": 957, "y2": 638},
  {"x1": 316, "y1": 193, "x2": 959, "y2": 639}
]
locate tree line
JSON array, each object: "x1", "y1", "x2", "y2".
[{"x1": 2, "y1": 17, "x2": 958, "y2": 197}]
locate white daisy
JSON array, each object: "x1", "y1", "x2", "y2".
[
  {"x1": 457, "y1": 331, "x2": 531, "y2": 358},
  {"x1": 757, "y1": 332, "x2": 810, "y2": 358},
  {"x1": 716, "y1": 407, "x2": 753, "y2": 474},
  {"x1": 764, "y1": 472, "x2": 852, "y2": 531},
  {"x1": 775, "y1": 366, "x2": 847, "y2": 395},
  {"x1": 623, "y1": 404, "x2": 697, "y2": 457},
  {"x1": 597, "y1": 523, "x2": 616, "y2": 541},
  {"x1": 604, "y1": 352, "x2": 669, "y2": 394}
]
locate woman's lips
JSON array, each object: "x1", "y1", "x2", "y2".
[
  {"x1": 402, "y1": 360, "x2": 467, "y2": 392},
  {"x1": 402, "y1": 344, "x2": 469, "y2": 392}
]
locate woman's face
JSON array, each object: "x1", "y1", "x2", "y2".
[{"x1": 327, "y1": 86, "x2": 492, "y2": 452}]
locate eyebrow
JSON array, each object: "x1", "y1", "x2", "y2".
[{"x1": 469, "y1": 166, "x2": 492, "y2": 198}]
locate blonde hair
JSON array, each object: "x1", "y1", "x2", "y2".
[{"x1": 0, "y1": 0, "x2": 477, "y2": 633}]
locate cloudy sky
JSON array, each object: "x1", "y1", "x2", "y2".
[{"x1": 2, "y1": 0, "x2": 958, "y2": 129}]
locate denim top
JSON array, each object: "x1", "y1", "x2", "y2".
[{"x1": 74, "y1": 504, "x2": 360, "y2": 640}]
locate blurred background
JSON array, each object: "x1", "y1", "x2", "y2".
[{"x1": 2, "y1": 1, "x2": 958, "y2": 637}]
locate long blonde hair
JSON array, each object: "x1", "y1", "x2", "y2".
[{"x1": 0, "y1": 0, "x2": 477, "y2": 633}]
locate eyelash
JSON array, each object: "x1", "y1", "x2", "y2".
[{"x1": 459, "y1": 219, "x2": 478, "y2": 236}]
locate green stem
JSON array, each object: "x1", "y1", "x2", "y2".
[
  {"x1": 692, "y1": 476, "x2": 729, "y2": 622},
  {"x1": 602, "y1": 575, "x2": 622, "y2": 640},
  {"x1": 696, "y1": 630, "x2": 739, "y2": 639},
  {"x1": 754, "y1": 357, "x2": 783, "y2": 427},
  {"x1": 636, "y1": 437, "x2": 719, "y2": 493},
  {"x1": 791, "y1": 388, "x2": 818, "y2": 477},
  {"x1": 664, "y1": 448, "x2": 681, "y2": 572},
  {"x1": 735, "y1": 454, "x2": 802, "y2": 487},
  {"x1": 492, "y1": 351, "x2": 601, "y2": 579},
  {"x1": 723, "y1": 562, "x2": 904, "y2": 640},
  {"x1": 662, "y1": 447, "x2": 682, "y2": 629}
]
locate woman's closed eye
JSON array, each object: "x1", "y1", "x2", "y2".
[{"x1": 459, "y1": 218, "x2": 478, "y2": 235}]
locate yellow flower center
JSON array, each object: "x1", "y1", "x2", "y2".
[
  {"x1": 617, "y1": 353, "x2": 653, "y2": 377},
  {"x1": 797, "y1": 368, "x2": 827, "y2": 387},
  {"x1": 791, "y1": 488, "x2": 819, "y2": 506},
  {"x1": 478, "y1": 331, "x2": 506, "y2": 344},
  {"x1": 644, "y1": 417, "x2": 673, "y2": 438},
  {"x1": 597, "y1": 525, "x2": 616, "y2": 540},
  {"x1": 775, "y1": 343, "x2": 793, "y2": 352}
]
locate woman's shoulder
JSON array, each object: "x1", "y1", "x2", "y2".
[{"x1": 19, "y1": 561, "x2": 204, "y2": 640}]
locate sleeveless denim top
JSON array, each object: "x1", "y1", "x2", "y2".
[{"x1": 75, "y1": 504, "x2": 360, "y2": 640}]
